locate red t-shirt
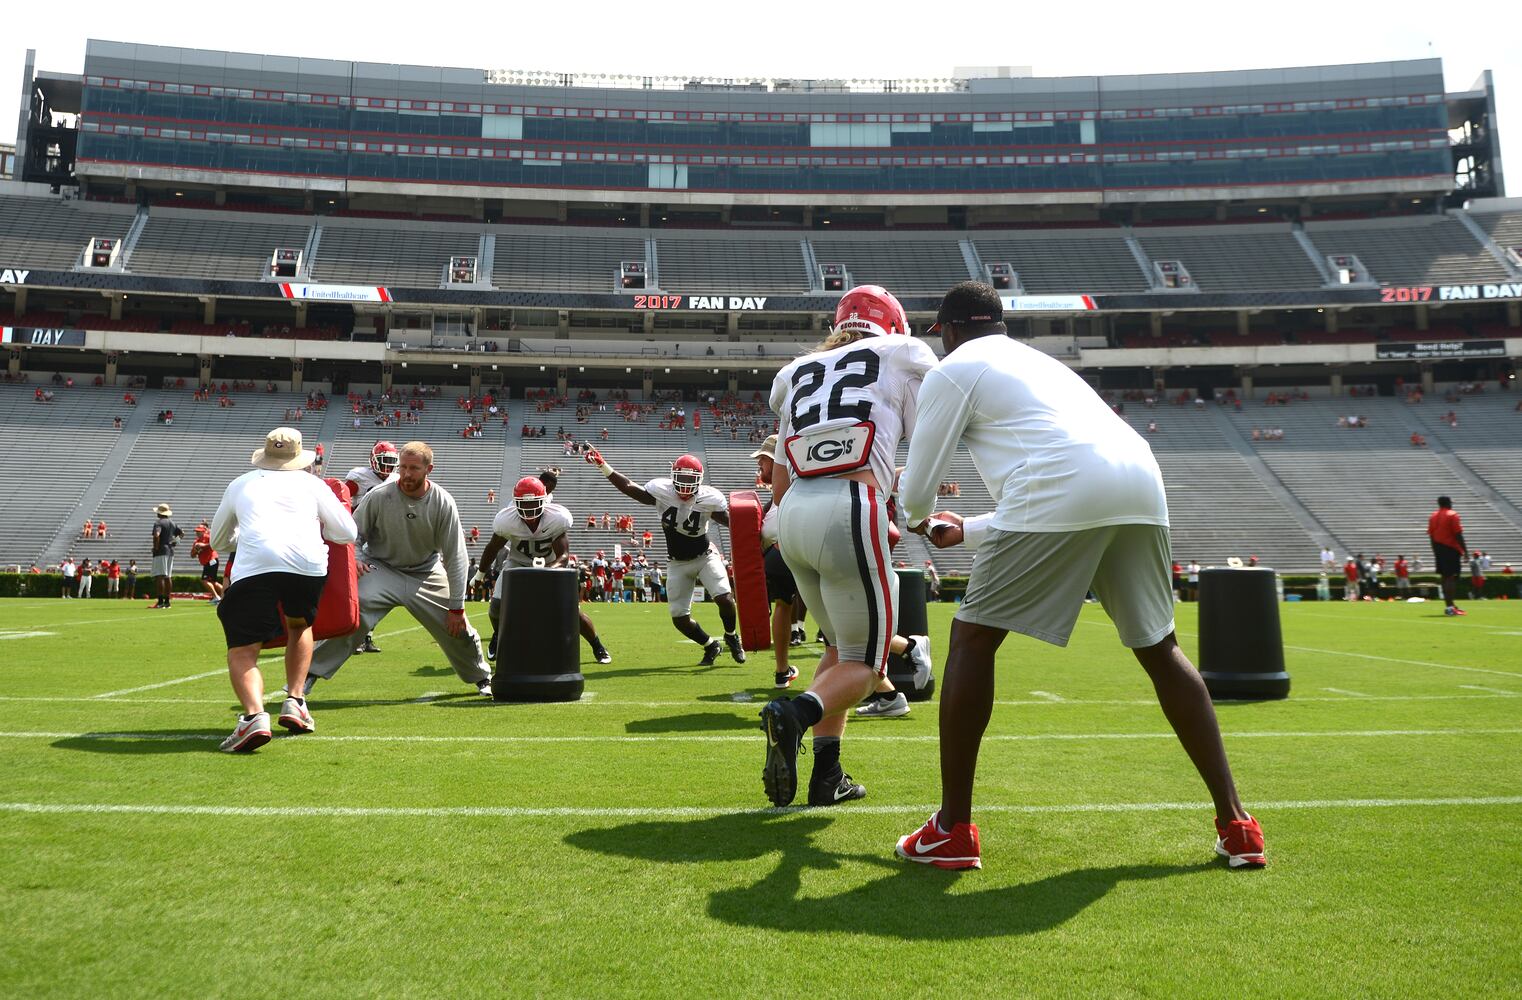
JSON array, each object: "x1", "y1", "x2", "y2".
[
  {"x1": 1394, "y1": 559, "x2": 1408, "y2": 578},
  {"x1": 197, "y1": 545, "x2": 217, "y2": 567},
  {"x1": 1344, "y1": 561, "x2": 1359, "y2": 582},
  {"x1": 1427, "y1": 508, "x2": 1464, "y2": 551}
]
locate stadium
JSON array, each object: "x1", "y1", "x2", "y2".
[{"x1": 2, "y1": 36, "x2": 1520, "y2": 999}]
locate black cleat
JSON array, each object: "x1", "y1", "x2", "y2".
[
  {"x1": 486, "y1": 633, "x2": 498, "y2": 661},
  {"x1": 724, "y1": 632, "x2": 747, "y2": 664},
  {"x1": 358, "y1": 634, "x2": 382, "y2": 654},
  {"x1": 808, "y1": 768, "x2": 867, "y2": 808},
  {"x1": 593, "y1": 644, "x2": 612, "y2": 665},
  {"x1": 789, "y1": 625, "x2": 805, "y2": 647},
  {"x1": 699, "y1": 638, "x2": 722, "y2": 666},
  {"x1": 759, "y1": 698, "x2": 806, "y2": 807}
]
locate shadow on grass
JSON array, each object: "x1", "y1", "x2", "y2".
[
  {"x1": 566, "y1": 811, "x2": 1215, "y2": 940},
  {"x1": 309, "y1": 692, "x2": 479, "y2": 713},
  {"x1": 409, "y1": 665, "x2": 456, "y2": 677},
  {"x1": 623, "y1": 711, "x2": 753, "y2": 734},
  {"x1": 51, "y1": 729, "x2": 227, "y2": 754}
]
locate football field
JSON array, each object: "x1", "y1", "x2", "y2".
[{"x1": 1, "y1": 596, "x2": 1519, "y2": 998}]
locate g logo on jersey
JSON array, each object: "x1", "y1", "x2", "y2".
[{"x1": 806, "y1": 437, "x2": 856, "y2": 464}]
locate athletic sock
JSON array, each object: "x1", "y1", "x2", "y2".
[
  {"x1": 902, "y1": 636, "x2": 917, "y2": 657},
  {"x1": 934, "y1": 812, "x2": 952, "y2": 835},
  {"x1": 811, "y1": 735, "x2": 841, "y2": 775},
  {"x1": 794, "y1": 691, "x2": 825, "y2": 728}
]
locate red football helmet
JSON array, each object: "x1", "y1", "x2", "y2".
[
  {"x1": 514, "y1": 476, "x2": 548, "y2": 520},
  {"x1": 834, "y1": 285, "x2": 910, "y2": 338},
  {"x1": 671, "y1": 454, "x2": 704, "y2": 500},
  {"x1": 371, "y1": 440, "x2": 399, "y2": 476}
]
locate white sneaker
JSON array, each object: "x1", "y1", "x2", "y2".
[
  {"x1": 907, "y1": 634, "x2": 933, "y2": 690},
  {"x1": 477, "y1": 678, "x2": 494, "y2": 698},
  {"x1": 277, "y1": 697, "x2": 314, "y2": 734},
  {"x1": 856, "y1": 692, "x2": 910, "y2": 718},
  {"x1": 220, "y1": 712, "x2": 272, "y2": 752}
]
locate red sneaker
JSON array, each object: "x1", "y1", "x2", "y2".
[
  {"x1": 896, "y1": 811, "x2": 981, "y2": 870},
  {"x1": 1214, "y1": 814, "x2": 1267, "y2": 868}
]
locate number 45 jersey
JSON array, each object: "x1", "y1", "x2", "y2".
[
  {"x1": 491, "y1": 501, "x2": 574, "y2": 567},
  {"x1": 644, "y1": 478, "x2": 727, "y2": 562},
  {"x1": 771, "y1": 335, "x2": 938, "y2": 494}
]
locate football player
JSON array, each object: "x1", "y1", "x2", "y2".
[
  {"x1": 472, "y1": 474, "x2": 611, "y2": 665},
  {"x1": 758, "y1": 284, "x2": 937, "y2": 808},
  {"x1": 343, "y1": 441, "x2": 399, "y2": 654},
  {"x1": 584, "y1": 448, "x2": 744, "y2": 666}
]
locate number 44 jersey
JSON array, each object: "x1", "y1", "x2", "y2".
[
  {"x1": 644, "y1": 478, "x2": 727, "y2": 562},
  {"x1": 770, "y1": 335, "x2": 938, "y2": 494},
  {"x1": 491, "y1": 501, "x2": 574, "y2": 566}
]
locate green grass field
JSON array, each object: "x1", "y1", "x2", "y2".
[{"x1": 1, "y1": 595, "x2": 1519, "y2": 998}]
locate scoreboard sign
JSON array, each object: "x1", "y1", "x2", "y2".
[
  {"x1": 0, "y1": 327, "x2": 87, "y2": 346},
  {"x1": 631, "y1": 295, "x2": 770, "y2": 311},
  {"x1": 1375, "y1": 340, "x2": 1507, "y2": 360}
]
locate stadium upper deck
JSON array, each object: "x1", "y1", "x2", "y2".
[{"x1": 11, "y1": 42, "x2": 1500, "y2": 214}]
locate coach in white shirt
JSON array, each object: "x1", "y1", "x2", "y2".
[
  {"x1": 207, "y1": 427, "x2": 357, "y2": 753},
  {"x1": 897, "y1": 282, "x2": 1265, "y2": 870}
]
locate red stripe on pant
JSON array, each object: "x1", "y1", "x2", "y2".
[{"x1": 866, "y1": 485, "x2": 893, "y2": 676}]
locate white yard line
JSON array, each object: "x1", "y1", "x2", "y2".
[
  {"x1": 1280, "y1": 644, "x2": 1522, "y2": 679},
  {"x1": 1458, "y1": 685, "x2": 1519, "y2": 696},
  {"x1": 1029, "y1": 691, "x2": 1066, "y2": 702},
  {"x1": 5, "y1": 727, "x2": 1519, "y2": 745},
  {"x1": 1288, "y1": 610, "x2": 1521, "y2": 634},
  {"x1": 1323, "y1": 687, "x2": 1372, "y2": 698},
  {"x1": 91, "y1": 670, "x2": 228, "y2": 699},
  {"x1": 0, "y1": 610, "x2": 202, "y2": 628},
  {"x1": 1, "y1": 795, "x2": 1518, "y2": 821},
  {"x1": 1, "y1": 691, "x2": 1518, "y2": 708}
]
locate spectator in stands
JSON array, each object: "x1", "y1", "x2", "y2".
[
  {"x1": 470, "y1": 525, "x2": 481, "y2": 547},
  {"x1": 113, "y1": 416, "x2": 123, "y2": 430},
  {"x1": 82, "y1": 519, "x2": 94, "y2": 539},
  {"x1": 603, "y1": 513, "x2": 612, "y2": 531},
  {"x1": 486, "y1": 489, "x2": 497, "y2": 505},
  {"x1": 60, "y1": 556, "x2": 77, "y2": 598},
  {"x1": 150, "y1": 503, "x2": 184, "y2": 609},
  {"x1": 77, "y1": 559, "x2": 93, "y2": 599},
  {"x1": 95, "y1": 521, "x2": 108, "y2": 539},
  {"x1": 106, "y1": 559, "x2": 121, "y2": 598},
  {"x1": 1147, "y1": 420, "x2": 1159, "y2": 434},
  {"x1": 1410, "y1": 432, "x2": 1427, "y2": 447},
  {"x1": 124, "y1": 560, "x2": 138, "y2": 600},
  {"x1": 642, "y1": 529, "x2": 652, "y2": 549}
]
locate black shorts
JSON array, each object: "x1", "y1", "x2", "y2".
[
  {"x1": 201, "y1": 560, "x2": 220, "y2": 581},
  {"x1": 1432, "y1": 543, "x2": 1462, "y2": 577},
  {"x1": 217, "y1": 571, "x2": 326, "y2": 649},
  {"x1": 765, "y1": 545, "x2": 797, "y2": 605}
]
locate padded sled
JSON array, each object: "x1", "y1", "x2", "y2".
[
  {"x1": 261, "y1": 477, "x2": 360, "y2": 647},
  {"x1": 727, "y1": 490, "x2": 772, "y2": 652}
]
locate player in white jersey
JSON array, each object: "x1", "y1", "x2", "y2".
[
  {"x1": 473, "y1": 472, "x2": 611, "y2": 665},
  {"x1": 343, "y1": 440, "x2": 400, "y2": 654},
  {"x1": 757, "y1": 284, "x2": 938, "y2": 808},
  {"x1": 583, "y1": 447, "x2": 746, "y2": 666}
]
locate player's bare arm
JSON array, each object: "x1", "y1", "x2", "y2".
[
  {"x1": 475, "y1": 533, "x2": 508, "y2": 587},
  {"x1": 549, "y1": 533, "x2": 571, "y2": 567},
  {"x1": 584, "y1": 447, "x2": 656, "y2": 505},
  {"x1": 710, "y1": 510, "x2": 730, "y2": 528}
]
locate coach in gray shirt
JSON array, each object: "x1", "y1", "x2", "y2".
[{"x1": 306, "y1": 440, "x2": 492, "y2": 696}]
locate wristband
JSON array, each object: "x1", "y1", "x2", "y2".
[
  {"x1": 447, "y1": 607, "x2": 464, "y2": 616},
  {"x1": 599, "y1": 463, "x2": 614, "y2": 478}
]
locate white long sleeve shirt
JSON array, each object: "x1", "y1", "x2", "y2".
[
  {"x1": 901, "y1": 335, "x2": 1168, "y2": 534},
  {"x1": 209, "y1": 469, "x2": 358, "y2": 582}
]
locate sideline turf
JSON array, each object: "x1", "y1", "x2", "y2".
[{"x1": 1, "y1": 598, "x2": 1518, "y2": 998}]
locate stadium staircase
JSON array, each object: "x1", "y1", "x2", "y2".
[
  {"x1": 35, "y1": 387, "x2": 159, "y2": 569},
  {"x1": 1398, "y1": 393, "x2": 1522, "y2": 528}
]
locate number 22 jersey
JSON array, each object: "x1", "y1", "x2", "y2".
[{"x1": 770, "y1": 335, "x2": 938, "y2": 495}]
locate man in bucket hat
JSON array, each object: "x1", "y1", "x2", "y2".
[
  {"x1": 149, "y1": 502, "x2": 183, "y2": 609},
  {"x1": 207, "y1": 427, "x2": 357, "y2": 752}
]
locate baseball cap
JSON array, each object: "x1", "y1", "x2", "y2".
[
  {"x1": 251, "y1": 427, "x2": 316, "y2": 471},
  {"x1": 927, "y1": 280, "x2": 1004, "y2": 335},
  {"x1": 749, "y1": 433, "x2": 779, "y2": 460}
]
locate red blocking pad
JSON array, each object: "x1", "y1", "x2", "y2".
[
  {"x1": 727, "y1": 490, "x2": 771, "y2": 652},
  {"x1": 262, "y1": 477, "x2": 359, "y2": 647}
]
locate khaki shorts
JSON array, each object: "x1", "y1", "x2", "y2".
[{"x1": 957, "y1": 523, "x2": 1175, "y2": 649}]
